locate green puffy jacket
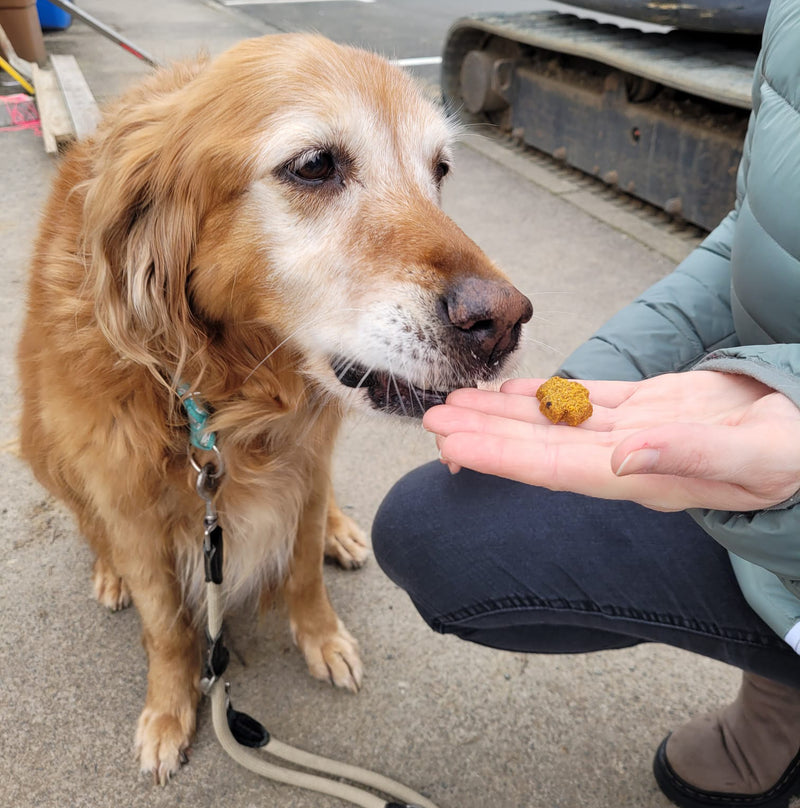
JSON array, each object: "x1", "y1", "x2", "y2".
[{"x1": 558, "y1": 0, "x2": 800, "y2": 651}]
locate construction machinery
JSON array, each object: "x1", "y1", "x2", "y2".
[{"x1": 442, "y1": 1, "x2": 769, "y2": 231}]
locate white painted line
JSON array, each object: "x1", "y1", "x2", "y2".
[
  {"x1": 223, "y1": 0, "x2": 374, "y2": 5},
  {"x1": 391, "y1": 56, "x2": 443, "y2": 67}
]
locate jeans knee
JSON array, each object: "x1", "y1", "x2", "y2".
[
  {"x1": 372, "y1": 470, "x2": 421, "y2": 584},
  {"x1": 371, "y1": 483, "x2": 402, "y2": 580},
  {"x1": 371, "y1": 461, "x2": 449, "y2": 592}
]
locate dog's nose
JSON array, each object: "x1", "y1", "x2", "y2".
[{"x1": 440, "y1": 278, "x2": 533, "y2": 365}]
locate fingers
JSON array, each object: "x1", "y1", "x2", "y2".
[
  {"x1": 425, "y1": 389, "x2": 611, "y2": 477},
  {"x1": 423, "y1": 399, "x2": 618, "y2": 445},
  {"x1": 496, "y1": 378, "x2": 544, "y2": 396},
  {"x1": 435, "y1": 430, "x2": 695, "y2": 510},
  {"x1": 435, "y1": 388, "x2": 547, "y2": 426},
  {"x1": 435, "y1": 429, "x2": 773, "y2": 512},
  {"x1": 436, "y1": 430, "x2": 615, "y2": 494},
  {"x1": 430, "y1": 387, "x2": 622, "y2": 434}
]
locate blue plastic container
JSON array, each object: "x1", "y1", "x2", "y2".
[{"x1": 36, "y1": 0, "x2": 72, "y2": 31}]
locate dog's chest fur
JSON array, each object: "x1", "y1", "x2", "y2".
[
  {"x1": 177, "y1": 463, "x2": 308, "y2": 617},
  {"x1": 173, "y1": 396, "x2": 339, "y2": 620}
]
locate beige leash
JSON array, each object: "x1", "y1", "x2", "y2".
[{"x1": 195, "y1": 456, "x2": 440, "y2": 808}]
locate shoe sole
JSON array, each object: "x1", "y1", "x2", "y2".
[{"x1": 653, "y1": 735, "x2": 800, "y2": 808}]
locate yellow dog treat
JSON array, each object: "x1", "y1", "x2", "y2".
[{"x1": 535, "y1": 376, "x2": 593, "y2": 426}]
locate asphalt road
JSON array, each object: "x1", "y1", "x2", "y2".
[
  {"x1": 217, "y1": 0, "x2": 671, "y2": 86},
  {"x1": 216, "y1": 0, "x2": 563, "y2": 83}
]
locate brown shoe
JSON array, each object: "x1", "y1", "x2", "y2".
[{"x1": 653, "y1": 672, "x2": 800, "y2": 808}]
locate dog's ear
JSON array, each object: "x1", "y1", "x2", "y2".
[
  {"x1": 87, "y1": 169, "x2": 199, "y2": 378},
  {"x1": 81, "y1": 63, "x2": 205, "y2": 378},
  {"x1": 81, "y1": 56, "x2": 260, "y2": 380}
]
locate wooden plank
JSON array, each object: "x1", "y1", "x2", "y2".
[
  {"x1": 32, "y1": 64, "x2": 73, "y2": 153},
  {"x1": 50, "y1": 53, "x2": 100, "y2": 141}
]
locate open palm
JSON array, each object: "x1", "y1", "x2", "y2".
[{"x1": 423, "y1": 371, "x2": 800, "y2": 512}]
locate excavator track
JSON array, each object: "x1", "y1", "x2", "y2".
[
  {"x1": 442, "y1": 12, "x2": 759, "y2": 230},
  {"x1": 468, "y1": 124, "x2": 707, "y2": 262}
]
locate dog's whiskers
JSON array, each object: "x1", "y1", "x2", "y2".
[
  {"x1": 530, "y1": 309, "x2": 580, "y2": 321},
  {"x1": 242, "y1": 308, "x2": 368, "y2": 386},
  {"x1": 242, "y1": 330, "x2": 304, "y2": 385},
  {"x1": 518, "y1": 332, "x2": 563, "y2": 356},
  {"x1": 386, "y1": 362, "x2": 409, "y2": 417}
]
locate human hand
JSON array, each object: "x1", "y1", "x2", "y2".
[{"x1": 423, "y1": 371, "x2": 800, "y2": 512}]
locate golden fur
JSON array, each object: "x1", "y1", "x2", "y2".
[{"x1": 18, "y1": 34, "x2": 531, "y2": 783}]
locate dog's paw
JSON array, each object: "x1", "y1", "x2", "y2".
[
  {"x1": 135, "y1": 705, "x2": 194, "y2": 785},
  {"x1": 92, "y1": 557, "x2": 132, "y2": 611},
  {"x1": 325, "y1": 507, "x2": 370, "y2": 570},
  {"x1": 296, "y1": 619, "x2": 363, "y2": 692}
]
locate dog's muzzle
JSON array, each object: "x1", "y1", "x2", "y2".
[{"x1": 331, "y1": 278, "x2": 532, "y2": 418}]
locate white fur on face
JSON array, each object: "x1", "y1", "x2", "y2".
[{"x1": 242, "y1": 84, "x2": 464, "y2": 410}]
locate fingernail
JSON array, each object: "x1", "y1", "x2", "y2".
[
  {"x1": 438, "y1": 448, "x2": 460, "y2": 474},
  {"x1": 616, "y1": 448, "x2": 660, "y2": 476}
]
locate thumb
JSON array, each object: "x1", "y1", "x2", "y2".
[{"x1": 611, "y1": 424, "x2": 737, "y2": 481}]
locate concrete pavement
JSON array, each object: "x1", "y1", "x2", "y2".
[{"x1": 1, "y1": 2, "x2": 742, "y2": 807}]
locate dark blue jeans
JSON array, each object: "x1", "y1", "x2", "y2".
[{"x1": 372, "y1": 462, "x2": 800, "y2": 689}]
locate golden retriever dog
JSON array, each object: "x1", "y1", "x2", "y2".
[{"x1": 17, "y1": 34, "x2": 532, "y2": 783}]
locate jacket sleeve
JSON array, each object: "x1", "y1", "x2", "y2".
[
  {"x1": 557, "y1": 104, "x2": 758, "y2": 381},
  {"x1": 728, "y1": 554, "x2": 800, "y2": 650},
  {"x1": 557, "y1": 216, "x2": 740, "y2": 380}
]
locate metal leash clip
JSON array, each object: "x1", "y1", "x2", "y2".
[
  {"x1": 194, "y1": 457, "x2": 228, "y2": 696},
  {"x1": 194, "y1": 459, "x2": 224, "y2": 585}
]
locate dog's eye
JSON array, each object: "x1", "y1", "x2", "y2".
[
  {"x1": 288, "y1": 150, "x2": 337, "y2": 184},
  {"x1": 434, "y1": 160, "x2": 451, "y2": 186}
]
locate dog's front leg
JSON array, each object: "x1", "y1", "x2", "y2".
[
  {"x1": 284, "y1": 473, "x2": 363, "y2": 692},
  {"x1": 108, "y1": 532, "x2": 201, "y2": 783}
]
